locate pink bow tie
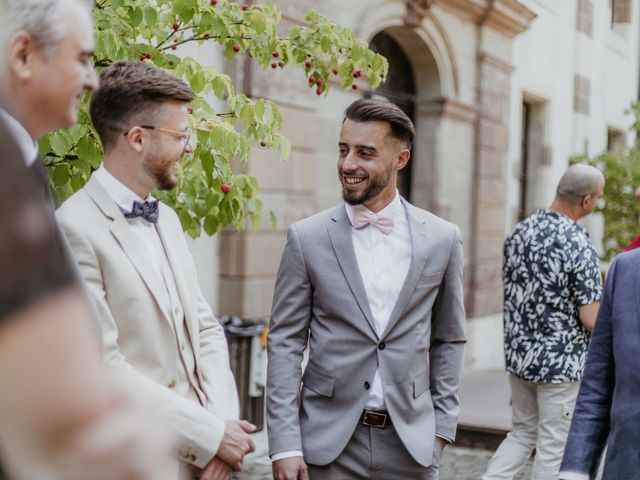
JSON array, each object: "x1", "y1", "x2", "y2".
[{"x1": 352, "y1": 208, "x2": 394, "y2": 234}]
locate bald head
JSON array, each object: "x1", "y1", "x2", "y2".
[{"x1": 556, "y1": 164, "x2": 604, "y2": 205}]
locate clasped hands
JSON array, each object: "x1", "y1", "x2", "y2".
[{"x1": 197, "y1": 419, "x2": 256, "y2": 480}]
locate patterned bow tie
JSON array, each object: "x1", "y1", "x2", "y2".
[
  {"x1": 124, "y1": 200, "x2": 159, "y2": 224},
  {"x1": 352, "y1": 207, "x2": 394, "y2": 234}
]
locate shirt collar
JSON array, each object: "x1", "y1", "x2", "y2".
[
  {"x1": 344, "y1": 190, "x2": 402, "y2": 226},
  {"x1": 0, "y1": 108, "x2": 38, "y2": 167},
  {"x1": 93, "y1": 164, "x2": 155, "y2": 213}
]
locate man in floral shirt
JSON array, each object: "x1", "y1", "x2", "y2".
[{"x1": 483, "y1": 164, "x2": 604, "y2": 480}]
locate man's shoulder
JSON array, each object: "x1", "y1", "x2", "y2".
[
  {"x1": 290, "y1": 205, "x2": 342, "y2": 232},
  {"x1": 56, "y1": 186, "x2": 95, "y2": 223}
]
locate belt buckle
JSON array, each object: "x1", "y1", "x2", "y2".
[{"x1": 362, "y1": 410, "x2": 388, "y2": 428}]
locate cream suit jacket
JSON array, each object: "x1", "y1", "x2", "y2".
[{"x1": 56, "y1": 174, "x2": 239, "y2": 479}]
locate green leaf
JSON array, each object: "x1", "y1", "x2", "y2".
[
  {"x1": 143, "y1": 6, "x2": 158, "y2": 26},
  {"x1": 129, "y1": 6, "x2": 143, "y2": 27},
  {"x1": 53, "y1": 164, "x2": 70, "y2": 186},
  {"x1": 50, "y1": 132, "x2": 73, "y2": 157}
]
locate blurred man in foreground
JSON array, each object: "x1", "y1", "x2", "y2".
[{"x1": 0, "y1": 0, "x2": 171, "y2": 478}]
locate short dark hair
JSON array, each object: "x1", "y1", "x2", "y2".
[
  {"x1": 90, "y1": 60, "x2": 195, "y2": 151},
  {"x1": 344, "y1": 98, "x2": 415, "y2": 148}
]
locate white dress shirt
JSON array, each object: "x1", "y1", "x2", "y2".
[
  {"x1": 271, "y1": 192, "x2": 412, "y2": 462},
  {"x1": 345, "y1": 192, "x2": 411, "y2": 409},
  {"x1": 93, "y1": 165, "x2": 169, "y2": 288},
  {"x1": 0, "y1": 108, "x2": 38, "y2": 166}
]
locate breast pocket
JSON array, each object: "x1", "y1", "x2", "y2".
[
  {"x1": 416, "y1": 270, "x2": 444, "y2": 289},
  {"x1": 302, "y1": 364, "x2": 335, "y2": 398}
]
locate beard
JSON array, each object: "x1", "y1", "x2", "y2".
[
  {"x1": 143, "y1": 148, "x2": 180, "y2": 191},
  {"x1": 340, "y1": 163, "x2": 394, "y2": 206}
]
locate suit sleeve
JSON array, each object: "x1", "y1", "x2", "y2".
[
  {"x1": 266, "y1": 225, "x2": 312, "y2": 456},
  {"x1": 560, "y1": 257, "x2": 617, "y2": 477},
  {"x1": 429, "y1": 225, "x2": 466, "y2": 442},
  {"x1": 180, "y1": 233, "x2": 240, "y2": 422},
  {"x1": 57, "y1": 217, "x2": 225, "y2": 469}
]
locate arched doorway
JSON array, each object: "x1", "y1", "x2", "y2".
[{"x1": 368, "y1": 31, "x2": 416, "y2": 201}]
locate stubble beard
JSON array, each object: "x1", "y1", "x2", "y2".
[
  {"x1": 340, "y1": 163, "x2": 394, "y2": 206},
  {"x1": 143, "y1": 149, "x2": 179, "y2": 191}
]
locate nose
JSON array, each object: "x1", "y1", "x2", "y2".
[
  {"x1": 85, "y1": 67, "x2": 99, "y2": 92},
  {"x1": 341, "y1": 151, "x2": 357, "y2": 171},
  {"x1": 183, "y1": 139, "x2": 194, "y2": 154}
]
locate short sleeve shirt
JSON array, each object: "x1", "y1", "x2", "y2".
[{"x1": 503, "y1": 209, "x2": 602, "y2": 384}]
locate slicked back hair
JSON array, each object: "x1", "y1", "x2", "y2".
[
  {"x1": 344, "y1": 98, "x2": 416, "y2": 149},
  {"x1": 6, "y1": 0, "x2": 93, "y2": 59},
  {"x1": 90, "y1": 60, "x2": 195, "y2": 152}
]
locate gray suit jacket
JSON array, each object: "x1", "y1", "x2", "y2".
[{"x1": 266, "y1": 199, "x2": 466, "y2": 467}]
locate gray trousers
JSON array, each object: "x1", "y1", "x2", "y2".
[{"x1": 307, "y1": 422, "x2": 441, "y2": 480}]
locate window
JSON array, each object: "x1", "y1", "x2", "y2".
[
  {"x1": 576, "y1": 0, "x2": 593, "y2": 36},
  {"x1": 611, "y1": 0, "x2": 632, "y2": 26},
  {"x1": 573, "y1": 74, "x2": 590, "y2": 115}
]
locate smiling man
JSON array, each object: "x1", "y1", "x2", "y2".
[
  {"x1": 267, "y1": 98, "x2": 467, "y2": 480},
  {"x1": 56, "y1": 61, "x2": 256, "y2": 480}
]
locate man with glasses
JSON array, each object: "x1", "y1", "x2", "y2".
[{"x1": 57, "y1": 61, "x2": 255, "y2": 480}]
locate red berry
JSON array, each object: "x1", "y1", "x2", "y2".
[
  {"x1": 210, "y1": 0, "x2": 217, "y2": 4},
  {"x1": 139, "y1": 54, "x2": 146, "y2": 61},
  {"x1": 271, "y1": 62, "x2": 277, "y2": 69},
  {"x1": 187, "y1": 106, "x2": 193, "y2": 114},
  {"x1": 305, "y1": 60, "x2": 312, "y2": 68},
  {"x1": 278, "y1": 61, "x2": 284, "y2": 67},
  {"x1": 171, "y1": 44, "x2": 177, "y2": 50},
  {"x1": 306, "y1": 53, "x2": 312, "y2": 57},
  {"x1": 232, "y1": 44, "x2": 240, "y2": 53},
  {"x1": 315, "y1": 79, "x2": 322, "y2": 86},
  {"x1": 351, "y1": 83, "x2": 357, "y2": 90},
  {"x1": 145, "y1": 53, "x2": 152, "y2": 59},
  {"x1": 353, "y1": 70, "x2": 361, "y2": 78},
  {"x1": 172, "y1": 22, "x2": 179, "y2": 30},
  {"x1": 272, "y1": 51, "x2": 280, "y2": 58},
  {"x1": 203, "y1": 33, "x2": 210, "y2": 39},
  {"x1": 316, "y1": 88, "x2": 322, "y2": 95},
  {"x1": 241, "y1": 4, "x2": 249, "y2": 10},
  {"x1": 308, "y1": 74, "x2": 315, "y2": 83},
  {"x1": 221, "y1": 183, "x2": 231, "y2": 194},
  {"x1": 332, "y1": 68, "x2": 338, "y2": 75}
]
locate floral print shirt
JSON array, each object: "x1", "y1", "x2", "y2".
[{"x1": 503, "y1": 209, "x2": 602, "y2": 384}]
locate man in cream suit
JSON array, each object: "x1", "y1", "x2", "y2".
[
  {"x1": 267, "y1": 98, "x2": 467, "y2": 480},
  {"x1": 57, "y1": 61, "x2": 255, "y2": 480}
]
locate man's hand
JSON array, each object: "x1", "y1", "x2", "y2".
[
  {"x1": 435, "y1": 436, "x2": 447, "y2": 450},
  {"x1": 216, "y1": 419, "x2": 256, "y2": 471},
  {"x1": 199, "y1": 457, "x2": 233, "y2": 480},
  {"x1": 272, "y1": 457, "x2": 309, "y2": 480}
]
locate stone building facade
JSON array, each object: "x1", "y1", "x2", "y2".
[{"x1": 192, "y1": 0, "x2": 639, "y2": 369}]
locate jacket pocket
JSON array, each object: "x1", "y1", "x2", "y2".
[
  {"x1": 413, "y1": 375, "x2": 430, "y2": 398},
  {"x1": 302, "y1": 364, "x2": 335, "y2": 397}
]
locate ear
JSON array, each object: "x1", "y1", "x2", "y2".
[
  {"x1": 581, "y1": 193, "x2": 592, "y2": 209},
  {"x1": 124, "y1": 126, "x2": 146, "y2": 153},
  {"x1": 8, "y1": 32, "x2": 39, "y2": 80},
  {"x1": 396, "y1": 148, "x2": 411, "y2": 171}
]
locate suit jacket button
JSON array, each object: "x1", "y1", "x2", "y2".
[
  {"x1": 167, "y1": 380, "x2": 177, "y2": 389},
  {"x1": 378, "y1": 342, "x2": 386, "y2": 350},
  {"x1": 364, "y1": 381, "x2": 370, "y2": 390}
]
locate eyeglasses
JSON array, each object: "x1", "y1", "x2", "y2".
[{"x1": 123, "y1": 125, "x2": 193, "y2": 147}]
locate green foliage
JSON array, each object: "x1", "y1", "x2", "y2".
[
  {"x1": 43, "y1": 0, "x2": 388, "y2": 237},
  {"x1": 576, "y1": 102, "x2": 640, "y2": 261}
]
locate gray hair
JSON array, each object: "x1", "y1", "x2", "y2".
[
  {"x1": 6, "y1": 0, "x2": 92, "y2": 58},
  {"x1": 556, "y1": 164, "x2": 604, "y2": 204}
]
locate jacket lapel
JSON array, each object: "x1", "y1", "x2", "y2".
[
  {"x1": 327, "y1": 206, "x2": 378, "y2": 336},
  {"x1": 381, "y1": 200, "x2": 431, "y2": 339},
  {"x1": 84, "y1": 176, "x2": 172, "y2": 323}
]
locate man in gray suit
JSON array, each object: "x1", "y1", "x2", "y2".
[{"x1": 266, "y1": 98, "x2": 466, "y2": 480}]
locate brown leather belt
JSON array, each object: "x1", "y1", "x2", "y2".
[{"x1": 360, "y1": 409, "x2": 392, "y2": 428}]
